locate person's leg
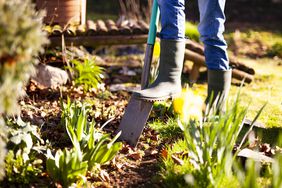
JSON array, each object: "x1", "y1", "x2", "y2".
[
  {"x1": 158, "y1": 0, "x2": 186, "y2": 40},
  {"x1": 133, "y1": 0, "x2": 186, "y2": 101},
  {"x1": 198, "y1": 0, "x2": 232, "y2": 111}
]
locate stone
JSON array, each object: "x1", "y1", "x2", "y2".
[
  {"x1": 237, "y1": 148, "x2": 275, "y2": 163},
  {"x1": 31, "y1": 64, "x2": 69, "y2": 89}
]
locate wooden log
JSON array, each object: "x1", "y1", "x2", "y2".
[
  {"x1": 137, "y1": 20, "x2": 149, "y2": 34},
  {"x1": 184, "y1": 49, "x2": 254, "y2": 83},
  {"x1": 96, "y1": 19, "x2": 108, "y2": 35},
  {"x1": 186, "y1": 40, "x2": 204, "y2": 55},
  {"x1": 76, "y1": 24, "x2": 86, "y2": 36},
  {"x1": 189, "y1": 64, "x2": 201, "y2": 84},
  {"x1": 230, "y1": 58, "x2": 255, "y2": 75},
  {"x1": 185, "y1": 49, "x2": 205, "y2": 66},
  {"x1": 86, "y1": 20, "x2": 97, "y2": 36},
  {"x1": 185, "y1": 40, "x2": 255, "y2": 75},
  {"x1": 232, "y1": 69, "x2": 254, "y2": 84},
  {"x1": 105, "y1": 19, "x2": 119, "y2": 35}
]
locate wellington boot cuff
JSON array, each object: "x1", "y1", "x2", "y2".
[
  {"x1": 133, "y1": 39, "x2": 186, "y2": 101},
  {"x1": 205, "y1": 69, "x2": 232, "y2": 113}
]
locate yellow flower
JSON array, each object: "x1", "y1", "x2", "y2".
[
  {"x1": 153, "y1": 41, "x2": 161, "y2": 57},
  {"x1": 173, "y1": 86, "x2": 204, "y2": 123}
]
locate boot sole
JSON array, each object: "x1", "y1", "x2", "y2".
[{"x1": 132, "y1": 93, "x2": 179, "y2": 102}]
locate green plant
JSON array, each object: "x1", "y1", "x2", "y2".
[
  {"x1": 149, "y1": 118, "x2": 182, "y2": 142},
  {"x1": 272, "y1": 152, "x2": 282, "y2": 188},
  {"x1": 61, "y1": 98, "x2": 122, "y2": 170},
  {"x1": 5, "y1": 150, "x2": 43, "y2": 185},
  {"x1": 47, "y1": 98, "x2": 122, "y2": 186},
  {"x1": 267, "y1": 42, "x2": 282, "y2": 58},
  {"x1": 68, "y1": 58, "x2": 104, "y2": 92},
  {"x1": 0, "y1": 0, "x2": 48, "y2": 180},
  {"x1": 181, "y1": 97, "x2": 252, "y2": 187},
  {"x1": 159, "y1": 139, "x2": 193, "y2": 187},
  {"x1": 46, "y1": 148, "x2": 88, "y2": 187},
  {"x1": 174, "y1": 89, "x2": 265, "y2": 187},
  {"x1": 4, "y1": 118, "x2": 46, "y2": 184},
  {"x1": 185, "y1": 22, "x2": 200, "y2": 42},
  {"x1": 0, "y1": 0, "x2": 48, "y2": 115},
  {"x1": 0, "y1": 121, "x2": 7, "y2": 180}
]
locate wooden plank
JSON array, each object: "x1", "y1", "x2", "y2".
[
  {"x1": 48, "y1": 35, "x2": 148, "y2": 47},
  {"x1": 80, "y1": 0, "x2": 86, "y2": 25}
]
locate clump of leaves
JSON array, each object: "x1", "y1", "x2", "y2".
[
  {"x1": 4, "y1": 118, "x2": 46, "y2": 184},
  {"x1": 0, "y1": 1, "x2": 48, "y2": 180},
  {"x1": 0, "y1": 119, "x2": 7, "y2": 180},
  {"x1": 185, "y1": 22, "x2": 200, "y2": 42},
  {"x1": 158, "y1": 139, "x2": 193, "y2": 187},
  {"x1": 272, "y1": 137, "x2": 282, "y2": 188},
  {"x1": 46, "y1": 148, "x2": 88, "y2": 187},
  {"x1": 0, "y1": 0, "x2": 48, "y2": 115},
  {"x1": 267, "y1": 42, "x2": 282, "y2": 58},
  {"x1": 160, "y1": 86, "x2": 269, "y2": 187},
  {"x1": 180, "y1": 93, "x2": 266, "y2": 187},
  {"x1": 62, "y1": 98, "x2": 122, "y2": 170},
  {"x1": 68, "y1": 58, "x2": 104, "y2": 92},
  {"x1": 46, "y1": 98, "x2": 122, "y2": 186}
]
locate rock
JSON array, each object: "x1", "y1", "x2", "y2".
[
  {"x1": 237, "y1": 148, "x2": 275, "y2": 163},
  {"x1": 31, "y1": 64, "x2": 69, "y2": 89}
]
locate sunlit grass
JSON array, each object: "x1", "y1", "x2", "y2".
[{"x1": 228, "y1": 57, "x2": 282, "y2": 128}]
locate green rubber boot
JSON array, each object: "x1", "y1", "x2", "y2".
[
  {"x1": 205, "y1": 69, "x2": 232, "y2": 113},
  {"x1": 133, "y1": 39, "x2": 186, "y2": 101}
]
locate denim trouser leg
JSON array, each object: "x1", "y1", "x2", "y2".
[
  {"x1": 158, "y1": 0, "x2": 229, "y2": 70},
  {"x1": 198, "y1": 0, "x2": 229, "y2": 70},
  {"x1": 157, "y1": 0, "x2": 186, "y2": 40}
]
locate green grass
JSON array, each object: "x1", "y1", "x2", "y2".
[
  {"x1": 185, "y1": 22, "x2": 200, "y2": 42},
  {"x1": 228, "y1": 57, "x2": 282, "y2": 128},
  {"x1": 184, "y1": 29, "x2": 282, "y2": 128},
  {"x1": 157, "y1": 139, "x2": 193, "y2": 188},
  {"x1": 149, "y1": 118, "x2": 182, "y2": 142},
  {"x1": 189, "y1": 57, "x2": 282, "y2": 128},
  {"x1": 225, "y1": 30, "x2": 282, "y2": 48}
]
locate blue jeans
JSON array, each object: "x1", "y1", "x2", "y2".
[{"x1": 157, "y1": 0, "x2": 229, "y2": 70}]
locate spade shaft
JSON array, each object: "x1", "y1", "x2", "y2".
[{"x1": 117, "y1": 0, "x2": 160, "y2": 146}]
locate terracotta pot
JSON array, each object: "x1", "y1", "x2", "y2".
[{"x1": 36, "y1": 0, "x2": 86, "y2": 26}]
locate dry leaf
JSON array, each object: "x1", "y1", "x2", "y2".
[
  {"x1": 128, "y1": 152, "x2": 143, "y2": 161},
  {"x1": 99, "y1": 170, "x2": 110, "y2": 182},
  {"x1": 171, "y1": 155, "x2": 184, "y2": 165},
  {"x1": 161, "y1": 148, "x2": 168, "y2": 159}
]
